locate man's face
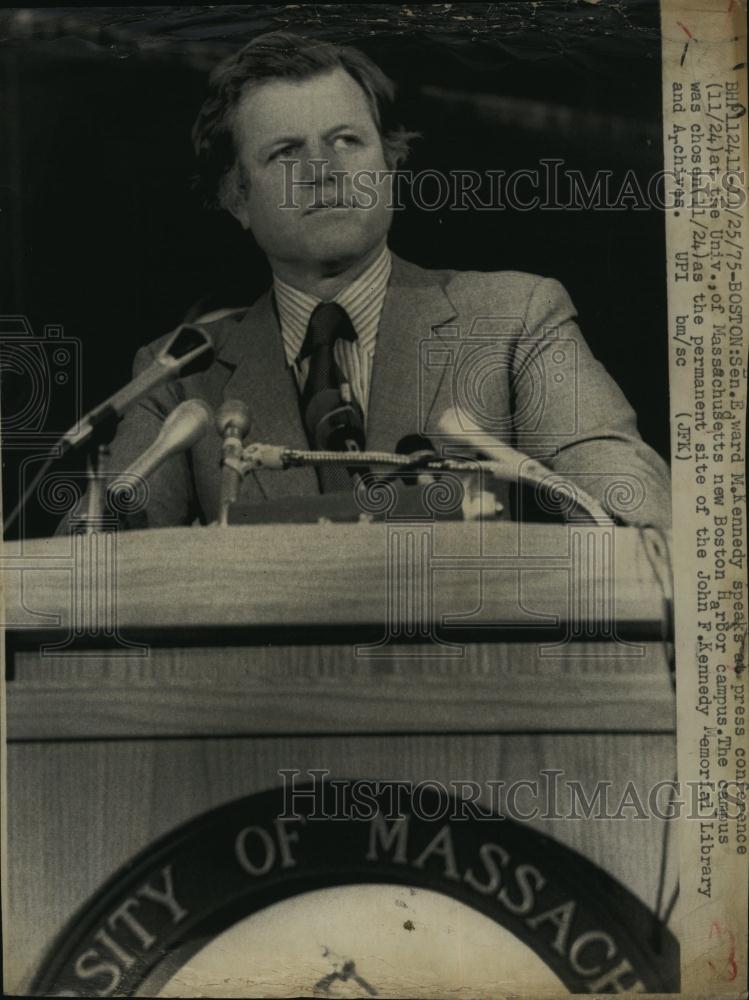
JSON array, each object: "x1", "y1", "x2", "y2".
[{"x1": 227, "y1": 67, "x2": 393, "y2": 270}]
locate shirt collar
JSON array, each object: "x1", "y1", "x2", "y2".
[{"x1": 273, "y1": 246, "x2": 392, "y2": 368}]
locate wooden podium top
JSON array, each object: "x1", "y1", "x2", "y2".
[
  {"x1": 2, "y1": 522, "x2": 671, "y2": 643},
  {"x1": 3, "y1": 523, "x2": 675, "y2": 738}
]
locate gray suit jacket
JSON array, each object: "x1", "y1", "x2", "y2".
[{"x1": 82, "y1": 254, "x2": 671, "y2": 531}]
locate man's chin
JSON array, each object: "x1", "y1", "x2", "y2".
[{"x1": 301, "y1": 225, "x2": 385, "y2": 264}]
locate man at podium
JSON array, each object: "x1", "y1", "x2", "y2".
[
  {"x1": 5, "y1": 26, "x2": 682, "y2": 997},
  {"x1": 73, "y1": 30, "x2": 671, "y2": 534}
]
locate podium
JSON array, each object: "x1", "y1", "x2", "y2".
[{"x1": 3, "y1": 522, "x2": 678, "y2": 994}]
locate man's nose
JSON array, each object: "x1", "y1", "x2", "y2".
[{"x1": 298, "y1": 143, "x2": 345, "y2": 186}]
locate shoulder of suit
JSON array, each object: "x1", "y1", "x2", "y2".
[
  {"x1": 136, "y1": 263, "x2": 569, "y2": 356},
  {"x1": 394, "y1": 255, "x2": 566, "y2": 311}
]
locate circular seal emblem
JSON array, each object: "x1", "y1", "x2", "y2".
[{"x1": 32, "y1": 781, "x2": 678, "y2": 996}]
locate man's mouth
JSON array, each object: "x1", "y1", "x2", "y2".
[{"x1": 304, "y1": 201, "x2": 355, "y2": 214}]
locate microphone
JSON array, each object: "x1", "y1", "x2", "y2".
[
  {"x1": 304, "y1": 381, "x2": 366, "y2": 489},
  {"x1": 436, "y1": 407, "x2": 609, "y2": 523},
  {"x1": 3, "y1": 324, "x2": 215, "y2": 535},
  {"x1": 62, "y1": 324, "x2": 215, "y2": 454},
  {"x1": 305, "y1": 382, "x2": 365, "y2": 453},
  {"x1": 118, "y1": 400, "x2": 213, "y2": 481},
  {"x1": 436, "y1": 408, "x2": 530, "y2": 476},
  {"x1": 216, "y1": 398, "x2": 251, "y2": 526}
]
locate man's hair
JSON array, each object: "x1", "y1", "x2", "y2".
[{"x1": 192, "y1": 30, "x2": 419, "y2": 210}]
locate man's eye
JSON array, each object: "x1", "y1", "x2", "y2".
[
  {"x1": 333, "y1": 134, "x2": 361, "y2": 149},
  {"x1": 269, "y1": 144, "x2": 298, "y2": 161}
]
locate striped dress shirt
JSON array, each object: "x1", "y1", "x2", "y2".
[{"x1": 273, "y1": 246, "x2": 392, "y2": 422}]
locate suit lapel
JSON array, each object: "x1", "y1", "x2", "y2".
[
  {"x1": 215, "y1": 292, "x2": 319, "y2": 498},
  {"x1": 366, "y1": 254, "x2": 458, "y2": 451},
  {"x1": 209, "y1": 254, "x2": 458, "y2": 500}
]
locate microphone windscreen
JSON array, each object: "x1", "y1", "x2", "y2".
[
  {"x1": 435, "y1": 406, "x2": 480, "y2": 443},
  {"x1": 216, "y1": 398, "x2": 251, "y2": 437},
  {"x1": 436, "y1": 408, "x2": 567, "y2": 498},
  {"x1": 162, "y1": 399, "x2": 213, "y2": 448},
  {"x1": 394, "y1": 433, "x2": 436, "y2": 485},
  {"x1": 395, "y1": 433, "x2": 434, "y2": 456},
  {"x1": 436, "y1": 408, "x2": 514, "y2": 465},
  {"x1": 165, "y1": 324, "x2": 216, "y2": 375},
  {"x1": 119, "y1": 399, "x2": 212, "y2": 481}
]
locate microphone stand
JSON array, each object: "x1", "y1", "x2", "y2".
[
  {"x1": 234, "y1": 444, "x2": 612, "y2": 525},
  {"x1": 77, "y1": 414, "x2": 120, "y2": 536},
  {"x1": 84, "y1": 446, "x2": 107, "y2": 533},
  {"x1": 4, "y1": 324, "x2": 214, "y2": 536}
]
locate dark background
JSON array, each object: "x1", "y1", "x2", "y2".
[{"x1": 1, "y1": 2, "x2": 669, "y2": 538}]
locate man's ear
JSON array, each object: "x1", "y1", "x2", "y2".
[{"x1": 219, "y1": 164, "x2": 252, "y2": 230}]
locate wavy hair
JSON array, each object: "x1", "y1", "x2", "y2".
[{"x1": 192, "y1": 31, "x2": 419, "y2": 210}]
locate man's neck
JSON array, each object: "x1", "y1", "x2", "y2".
[{"x1": 269, "y1": 241, "x2": 387, "y2": 300}]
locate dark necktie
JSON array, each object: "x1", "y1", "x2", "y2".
[{"x1": 298, "y1": 301, "x2": 359, "y2": 493}]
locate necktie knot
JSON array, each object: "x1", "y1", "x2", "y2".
[{"x1": 299, "y1": 301, "x2": 357, "y2": 361}]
